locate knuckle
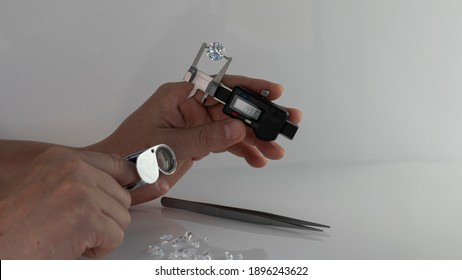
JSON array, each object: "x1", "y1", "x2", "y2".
[
  {"x1": 113, "y1": 228, "x2": 125, "y2": 248},
  {"x1": 123, "y1": 190, "x2": 132, "y2": 208},
  {"x1": 156, "y1": 82, "x2": 175, "y2": 94},
  {"x1": 98, "y1": 226, "x2": 125, "y2": 255},
  {"x1": 108, "y1": 153, "x2": 123, "y2": 161},
  {"x1": 108, "y1": 153, "x2": 125, "y2": 172},
  {"x1": 121, "y1": 211, "x2": 132, "y2": 229},
  {"x1": 116, "y1": 188, "x2": 132, "y2": 210},
  {"x1": 198, "y1": 124, "x2": 213, "y2": 150}
]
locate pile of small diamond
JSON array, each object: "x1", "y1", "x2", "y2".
[{"x1": 145, "y1": 231, "x2": 243, "y2": 260}]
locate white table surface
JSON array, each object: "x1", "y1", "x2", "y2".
[{"x1": 104, "y1": 160, "x2": 462, "y2": 260}]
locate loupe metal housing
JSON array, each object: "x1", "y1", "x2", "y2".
[{"x1": 123, "y1": 144, "x2": 177, "y2": 190}]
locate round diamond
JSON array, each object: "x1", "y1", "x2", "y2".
[
  {"x1": 225, "y1": 251, "x2": 234, "y2": 260},
  {"x1": 160, "y1": 234, "x2": 174, "y2": 241},
  {"x1": 145, "y1": 245, "x2": 164, "y2": 259},
  {"x1": 184, "y1": 231, "x2": 193, "y2": 240},
  {"x1": 206, "y1": 42, "x2": 225, "y2": 61}
]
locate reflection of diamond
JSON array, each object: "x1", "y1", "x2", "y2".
[{"x1": 207, "y1": 42, "x2": 225, "y2": 61}]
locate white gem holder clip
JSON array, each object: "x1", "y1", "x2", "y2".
[{"x1": 184, "y1": 42, "x2": 232, "y2": 105}]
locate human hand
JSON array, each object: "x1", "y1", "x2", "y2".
[
  {"x1": 0, "y1": 147, "x2": 137, "y2": 259},
  {"x1": 88, "y1": 75, "x2": 302, "y2": 205}
]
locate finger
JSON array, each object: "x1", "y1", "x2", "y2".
[
  {"x1": 213, "y1": 123, "x2": 286, "y2": 161},
  {"x1": 79, "y1": 151, "x2": 139, "y2": 186},
  {"x1": 223, "y1": 143, "x2": 269, "y2": 168},
  {"x1": 205, "y1": 92, "x2": 302, "y2": 127},
  {"x1": 221, "y1": 75, "x2": 285, "y2": 101},
  {"x1": 78, "y1": 151, "x2": 133, "y2": 208},
  {"x1": 163, "y1": 119, "x2": 246, "y2": 160},
  {"x1": 254, "y1": 141, "x2": 285, "y2": 160},
  {"x1": 82, "y1": 215, "x2": 126, "y2": 259},
  {"x1": 283, "y1": 106, "x2": 303, "y2": 124},
  {"x1": 218, "y1": 137, "x2": 285, "y2": 162},
  {"x1": 179, "y1": 96, "x2": 215, "y2": 128},
  {"x1": 128, "y1": 178, "x2": 169, "y2": 206},
  {"x1": 233, "y1": 125, "x2": 284, "y2": 160},
  {"x1": 186, "y1": 75, "x2": 284, "y2": 105},
  {"x1": 129, "y1": 160, "x2": 193, "y2": 205},
  {"x1": 159, "y1": 160, "x2": 193, "y2": 191},
  {"x1": 92, "y1": 182, "x2": 131, "y2": 229},
  {"x1": 150, "y1": 81, "x2": 193, "y2": 103},
  {"x1": 166, "y1": 81, "x2": 221, "y2": 107}
]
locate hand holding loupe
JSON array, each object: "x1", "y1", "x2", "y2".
[{"x1": 123, "y1": 144, "x2": 177, "y2": 190}]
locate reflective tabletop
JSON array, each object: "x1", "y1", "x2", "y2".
[{"x1": 104, "y1": 160, "x2": 462, "y2": 259}]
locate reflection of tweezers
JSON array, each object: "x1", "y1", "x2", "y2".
[{"x1": 161, "y1": 197, "x2": 330, "y2": 232}]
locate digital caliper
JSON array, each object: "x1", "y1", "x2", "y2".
[{"x1": 184, "y1": 42, "x2": 298, "y2": 141}]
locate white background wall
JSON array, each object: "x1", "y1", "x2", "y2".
[{"x1": 1, "y1": 0, "x2": 462, "y2": 168}]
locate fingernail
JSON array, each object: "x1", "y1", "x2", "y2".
[
  {"x1": 224, "y1": 120, "x2": 243, "y2": 140},
  {"x1": 157, "y1": 180, "x2": 170, "y2": 193}
]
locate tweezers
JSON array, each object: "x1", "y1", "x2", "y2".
[{"x1": 161, "y1": 197, "x2": 330, "y2": 232}]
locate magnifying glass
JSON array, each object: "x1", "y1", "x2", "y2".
[{"x1": 123, "y1": 144, "x2": 177, "y2": 190}]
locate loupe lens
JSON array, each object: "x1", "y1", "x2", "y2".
[{"x1": 155, "y1": 146, "x2": 176, "y2": 174}]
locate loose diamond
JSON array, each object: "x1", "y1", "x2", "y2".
[
  {"x1": 195, "y1": 254, "x2": 212, "y2": 260},
  {"x1": 145, "y1": 245, "x2": 164, "y2": 259},
  {"x1": 160, "y1": 234, "x2": 174, "y2": 242},
  {"x1": 206, "y1": 42, "x2": 225, "y2": 61},
  {"x1": 171, "y1": 236, "x2": 187, "y2": 248},
  {"x1": 183, "y1": 248, "x2": 197, "y2": 256},
  {"x1": 184, "y1": 231, "x2": 193, "y2": 240},
  {"x1": 145, "y1": 231, "x2": 242, "y2": 260},
  {"x1": 225, "y1": 251, "x2": 234, "y2": 260},
  {"x1": 190, "y1": 240, "x2": 200, "y2": 248}
]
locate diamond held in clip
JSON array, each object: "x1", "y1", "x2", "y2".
[{"x1": 207, "y1": 42, "x2": 225, "y2": 61}]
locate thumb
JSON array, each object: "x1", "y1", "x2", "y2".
[
  {"x1": 168, "y1": 119, "x2": 246, "y2": 160},
  {"x1": 79, "y1": 151, "x2": 139, "y2": 186}
]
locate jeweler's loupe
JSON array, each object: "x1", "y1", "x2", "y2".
[{"x1": 123, "y1": 144, "x2": 177, "y2": 190}]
